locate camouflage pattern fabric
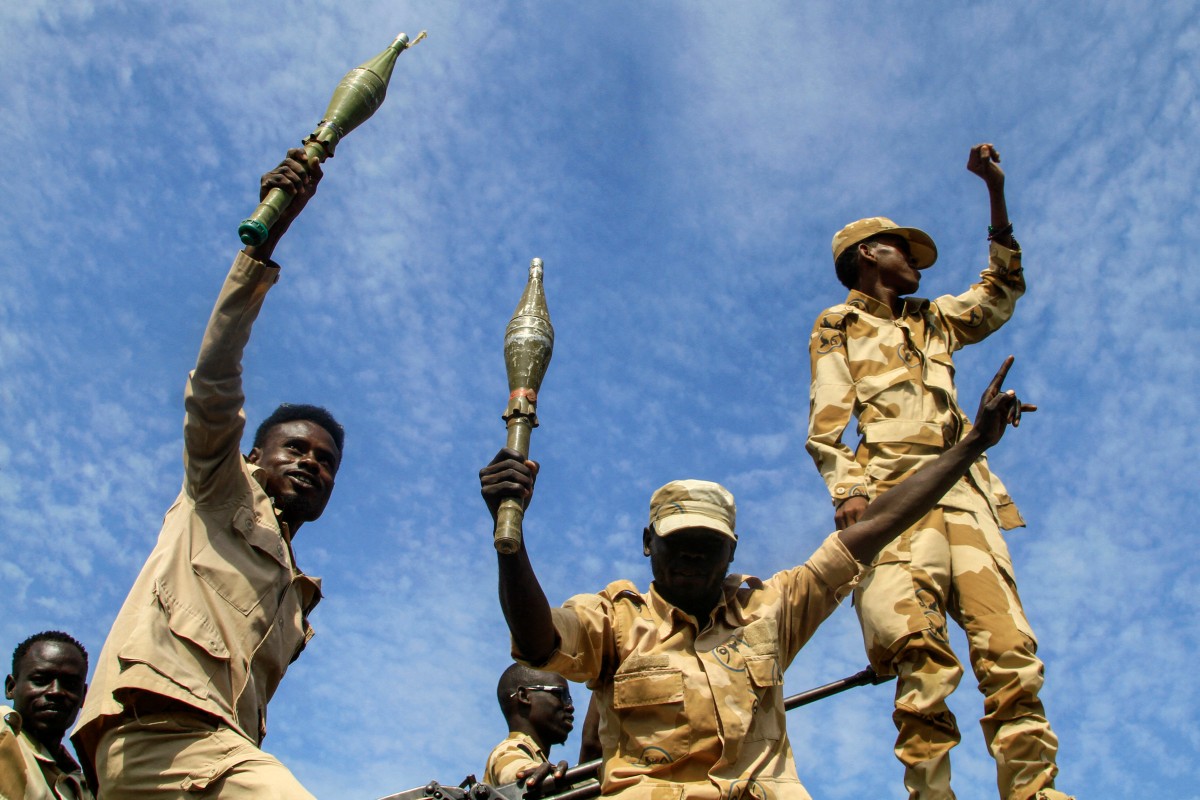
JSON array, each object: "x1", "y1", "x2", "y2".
[
  {"x1": 483, "y1": 731, "x2": 547, "y2": 786},
  {"x1": 528, "y1": 533, "x2": 862, "y2": 800},
  {"x1": 856, "y1": 500, "x2": 1059, "y2": 799},
  {"x1": 805, "y1": 243, "x2": 1066, "y2": 799},
  {"x1": 806, "y1": 242, "x2": 1025, "y2": 525}
]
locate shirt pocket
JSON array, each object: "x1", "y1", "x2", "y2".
[
  {"x1": 744, "y1": 654, "x2": 784, "y2": 742},
  {"x1": 192, "y1": 507, "x2": 289, "y2": 616},
  {"x1": 854, "y1": 365, "x2": 914, "y2": 406},
  {"x1": 612, "y1": 666, "x2": 688, "y2": 766},
  {"x1": 117, "y1": 580, "x2": 230, "y2": 700}
]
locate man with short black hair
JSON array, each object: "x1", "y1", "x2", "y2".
[
  {"x1": 72, "y1": 150, "x2": 342, "y2": 799},
  {"x1": 2, "y1": 631, "x2": 92, "y2": 800},
  {"x1": 482, "y1": 359, "x2": 1032, "y2": 800},
  {"x1": 483, "y1": 664, "x2": 574, "y2": 793},
  {"x1": 806, "y1": 144, "x2": 1069, "y2": 799}
]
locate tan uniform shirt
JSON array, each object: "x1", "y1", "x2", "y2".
[
  {"x1": 72, "y1": 253, "x2": 322, "y2": 777},
  {"x1": 0, "y1": 707, "x2": 93, "y2": 800},
  {"x1": 483, "y1": 731, "x2": 547, "y2": 787},
  {"x1": 806, "y1": 242, "x2": 1025, "y2": 528},
  {"x1": 529, "y1": 533, "x2": 861, "y2": 800}
]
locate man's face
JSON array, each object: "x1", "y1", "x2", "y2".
[
  {"x1": 5, "y1": 641, "x2": 87, "y2": 747},
  {"x1": 645, "y1": 527, "x2": 736, "y2": 615},
  {"x1": 865, "y1": 234, "x2": 921, "y2": 295},
  {"x1": 247, "y1": 420, "x2": 340, "y2": 525},
  {"x1": 524, "y1": 673, "x2": 574, "y2": 746}
]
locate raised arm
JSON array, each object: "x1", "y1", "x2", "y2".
[
  {"x1": 480, "y1": 448, "x2": 557, "y2": 664},
  {"x1": 183, "y1": 150, "x2": 323, "y2": 501},
  {"x1": 967, "y1": 143, "x2": 1014, "y2": 250},
  {"x1": 838, "y1": 356, "x2": 1035, "y2": 563}
]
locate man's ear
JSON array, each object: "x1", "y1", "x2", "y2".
[
  {"x1": 4, "y1": 675, "x2": 14, "y2": 701},
  {"x1": 642, "y1": 527, "x2": 653, "y2": 556},
  {"x1": 246, "y1": 447, "x2": 262, "y2": 465},
  {"x1": 857, "y1": 240, "x2": 877, "y2": 265},
  {"x1": 729, "y1": 539, "x2": 737, "y2": 564}
]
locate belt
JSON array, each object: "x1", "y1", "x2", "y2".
[{"x1": 119, "y1": 692, "x2": 222, "y2": 728}]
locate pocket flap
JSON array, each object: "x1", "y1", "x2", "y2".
[
  {"x1": 155, "y1": 581, "x2": 229, "y2": 659},
  {"x1": 862, "y1": 419, "x2": 945, "y2": 447},
  {"x1": 613, "y1": 668, "x2": 684, "y2": 708},
  {"x1": 855, "y1": 365, "x2": 912, "y2": 402},
  {"x1": 745, "y1": 655, "x2": 782, "y2": 688}
]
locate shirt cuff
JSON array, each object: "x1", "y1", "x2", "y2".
[
  {"x1": 807, "y1": 532, "x2": 867, "y2": 591},
  {"x1": 987, "y1": 240, "x2": 1023, "y2": 274},
  {"x1": 232, "y1": 249, "x2": 282, "y2": 285},
  {"x1": 831, "y1": 483, "x2": 869, "y2": 506}
]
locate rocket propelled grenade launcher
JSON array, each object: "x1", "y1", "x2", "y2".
[
  {"x1": 494, "y1": 258, "x2": 554, "y2": 554},
  {"x1": 238, "y1": 30, "x2": 426, "y2": 246}
]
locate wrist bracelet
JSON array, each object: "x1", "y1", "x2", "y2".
[{"x1": 987, "y1": 222, "x2": 1014, "y2": 241}]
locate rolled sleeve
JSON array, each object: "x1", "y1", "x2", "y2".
[
  {"x1": 514, "y1": 595, "x2": 611, "y2": 684},
  {"x1": 805, "y1": 532, "x2": 866, "y2": 595}
]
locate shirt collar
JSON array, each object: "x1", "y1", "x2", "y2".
[
  {"x1": 507, "y1": 730, "x2": 547, "y2": 760},
  {"x1": 845, "y1": 289, "x2": 930, "y2": 319},
  {"x1": 646, "y1": 574, "x2": 761, "y2": 632},
  {"x1": 1, "y1": 706, "x2": 81, "y2": 772}
]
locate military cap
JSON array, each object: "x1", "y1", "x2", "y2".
[
  {"x1": 832, "y1": 216, "x2": 938, "y2": 269},
  {"x1": 649, "y1": 479, "x2": 737, "y2": 542}
]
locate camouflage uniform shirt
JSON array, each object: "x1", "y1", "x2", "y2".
[
  {"x1": 483, "y1": 731, "x2": 547, "y2": 787},
  {"x1": 806, "y1": 241, "x2": 1025, "y2": 528},
  {"x1": 528, "y1": 533, "x2": 861, "y2": 800}
]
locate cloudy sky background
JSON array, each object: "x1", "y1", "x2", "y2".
[{"x1": 2, "y1": 2, "x2": 1197, "y2": 797}]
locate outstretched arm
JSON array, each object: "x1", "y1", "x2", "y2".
[
  {"x1": 481, "y1": 448, "x2": 557, "y2": 664},
  {"x1": 967, "y1": 142, "x2": 1014, "y2": 249},
  {"x1": 184, "y1": 150, "x2": 324, "y2": 499},
  {"x1": 838, "y1": 356, "x2": 1035, "y2": 563}
]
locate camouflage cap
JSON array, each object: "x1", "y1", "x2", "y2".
[
  {"x1": 648, "y1": 479, "x2": 737, "y2": 542},
  {"x1": 832, "y1": 216, "x2": 938, "y2": 269}
]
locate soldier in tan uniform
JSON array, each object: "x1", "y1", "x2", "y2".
[
  {"x1": 2, "y1": 632, "x2": 92, "y2": 800},
  {"x1": 805, "y1": 144, "x2": 1070, "y2": 800},
  {"x1": 482, "y1": 665, "x2": 574, "y2": 793},
  {"x1": 481, "y1": 359, "x2": 1031, "y2": 800},
  {"x1": 71, "y1": 150, "x2": 340, "y2": 799}
]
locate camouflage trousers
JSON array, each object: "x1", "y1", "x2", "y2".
[{"x1": 853, "y1": 501, "x2": 1060, "y2": 800}]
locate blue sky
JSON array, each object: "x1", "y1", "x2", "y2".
[{"x1": 2, "y1": 2, "x2": 1198, "y2": 798}]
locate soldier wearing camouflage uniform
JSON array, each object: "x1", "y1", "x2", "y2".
[
  {"x1": 480, "y1": 361, "x2": 1031, "y2": 800},
  {"x1": 805, "y1": 144, "x2": 1069, "y2": 800},
  {"x1": 483, "y1": 664, "x2": 574, "y2": 794}
]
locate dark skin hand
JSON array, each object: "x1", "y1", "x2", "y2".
[
  {"x1": 515, "y1": 760, "x2": 569, "y2": 797},
  {"x1": 834, "y1": 353, "x2": 1033, "y2": 531},
  {"x1": 243, "y1": 147, "x2": 324, "y2": 264},
  {"x1": 967, "y1": 142, "x2": 1015, "y2": 249},
  {"x1": 836, "y1": 356, "x2": 1034, "y2": 563}
]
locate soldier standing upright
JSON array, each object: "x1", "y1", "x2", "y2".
[{"x1": 805, "y1": 144, "x2": 1070, "y2": 800}]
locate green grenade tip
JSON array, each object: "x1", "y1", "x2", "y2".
[{"x1": 238, "y1": 219, "x2": 269, "y2": 246}]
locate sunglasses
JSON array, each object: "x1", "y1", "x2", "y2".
[{"x1": 511, "y1": 685, "x2": 572, "y2": 704}]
